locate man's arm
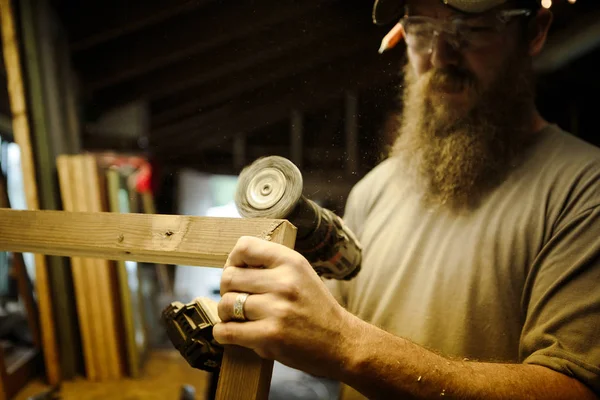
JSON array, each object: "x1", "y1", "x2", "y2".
[
  {"x1": 341, "y1": 313, "x2": 597, "y2": 399},
  {"x1": 213, "y1": 236, "x2": 598, "y2": 400}
]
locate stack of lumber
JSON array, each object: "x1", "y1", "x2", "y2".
[{"x1": 57, "y1": 154, "x2": 125, "y2": 380}]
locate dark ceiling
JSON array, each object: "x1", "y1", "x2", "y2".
[{"x1": 38, "y1": 0, "x2": 600, "y2": 186}]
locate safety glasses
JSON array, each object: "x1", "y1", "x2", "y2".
[{"x1": 400, "y1": 9, "x2": 532, "y2": 54}]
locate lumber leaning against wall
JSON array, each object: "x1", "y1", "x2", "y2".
[{"x1": 0, "y1": 0, "x2": 61, "y2": 384}]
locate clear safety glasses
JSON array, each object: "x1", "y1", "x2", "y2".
[{"x1": 400, "y1": 9, "x2": 532, "y2": 54}]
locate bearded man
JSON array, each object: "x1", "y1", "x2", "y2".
[{"x1": 213, "y1": 0, "x2": 600, "y2": 398}]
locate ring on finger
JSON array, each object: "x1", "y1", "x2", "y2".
[{"x1": 232, "y1": 292, "x2": 250, "y2": 321}]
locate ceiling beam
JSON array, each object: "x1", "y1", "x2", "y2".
[
  {"x1": 149, "y1": 41, "x2": 380, "y2": 141},
  {"x1": 153, "y1": 49, "x2": 398, "y2": 158},
  {"x1": 66, "y1": 0, "x2": 211, "y2": 51},
  {"x1": 148, "y1": 30, "x2": 380, "y2": 132},
  {"x1": 91, "y1": 6, "x2": 357, "y2": 113},
  {"x1": 74, "y1": 1, "x2": 322, "y2": 91}
]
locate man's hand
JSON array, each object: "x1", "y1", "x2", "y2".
[{"x1": 213, "y1": 236, "x2": 355, "y2": 379}]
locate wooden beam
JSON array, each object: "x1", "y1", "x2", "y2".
[
  {"x1": 215, "y1": 222, "x2": 296, "y2": 400},
  {"x1": 0, "y1": 208, "x2": 297, "y2": 399},
  {"x1": 92, "y1": 7, "x2": 351, "y2": 110},
  {"x1": 76, "y1": 2, "x2": 320, "y2": 92},
  {"x1": 0, "y1": 0, "x2": 61, "y2": 385},
  {"x1": 57, "y1": 156, "x2": 101, "y2": 380},
  {"x1": 20, "y1": 0, "x2": 82, "y2": 378},
  {"x1": 153, "y1": 48, "x2": 396, "y2": 156},
  {"x1": 150, "y1": 31, "x2": 378, "y2": 137},
  {"x1": 0, "y1": 209, "x2": 296, "y2": 267},
  {"x1": 94, "y1": 7, "x2": 357, "y2": 112},
  {"x1": 67, "y1": 0, "x2": 210, "y2": 51}
]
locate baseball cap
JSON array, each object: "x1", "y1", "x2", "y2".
[{"x1": 372, "y1": 0, "x2": 538, "y2": 25}]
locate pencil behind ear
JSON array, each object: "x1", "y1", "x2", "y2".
[{"x1": 528, "y1": 8, "x2": 553, "y2": 57}]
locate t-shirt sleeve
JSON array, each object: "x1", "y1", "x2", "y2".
[{"x1": 521, "y1": 205, "x2": 600, "y2": 394}]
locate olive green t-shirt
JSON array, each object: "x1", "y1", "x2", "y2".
[{"x1": 328, "y1": 125, "x2": 600, "y2": 399}]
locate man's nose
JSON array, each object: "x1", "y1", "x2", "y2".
[{"x1": 431, "y1": 32, "x2": 461, "y2": 68}]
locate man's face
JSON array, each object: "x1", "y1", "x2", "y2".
[
  {"x1": 394, "y1": 0, "x2": 537, "y2": 209},
  {"x1": 405, "y1": 0, "x2": 525, "y2": 117}
]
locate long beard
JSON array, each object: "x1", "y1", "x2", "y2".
[{"x1": 393, "y1": 54, "x2": 535, "y2": 211}]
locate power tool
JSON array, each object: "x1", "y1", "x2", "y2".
[
  {"x1": 163, "y1": 156, "x2": 363, "y2": 372},
  {"x1": 235, "y1": 155, "x2": 362, "y2": 280}
]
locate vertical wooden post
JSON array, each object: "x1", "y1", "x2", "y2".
[
  {"x1": 20, "y1": 0, "x2": 81, "y2": 378},
  {"x1": 215, "y1": 222, "x2": 297, "y2": 400},
  {"x1": 0, "y1": 0, "x2": 61, "y2": 384}
]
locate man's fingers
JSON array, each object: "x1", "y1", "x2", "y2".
[
  {"x1": 220, "y1": 266, "x2": 278, "y2": 296},
  {"x1": 213, "y1": 320, "x2": 275, "y2": 352},
  {"x1": 226, "y1": 236, "x2": 294, "y2": 269},
  {"x1": 218, "y1": 292, "x2": 272, "y2": 322}
]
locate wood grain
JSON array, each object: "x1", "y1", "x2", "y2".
[
  {"x1": 0, "y1": 209, "x2": 295, "y2": 267},
  {"x1": 216, "y1": 221, "x2": 297, "y2": 400},
  {"x1": 107, "y1": 168, "x2": 140, "y2": 378},
  {"x1": 73, "y1": 155, "x2": 108, "y2": 381},
  {"x1": 83, "y1": 155, "x2": 123, "y2": 380},
  {"x1": 57, "y1": 156, "x2": 100, "y2": 380},
  {"x1": 0, "y1": 0, "x2": 60, "y2": 385}
]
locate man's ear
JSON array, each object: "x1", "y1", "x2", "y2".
[{"x1": 528, "y1": 8, "x2": 553, "y2": 57}]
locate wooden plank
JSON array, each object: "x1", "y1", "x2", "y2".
[
  {"x1": 56, "y1": 156, "x2": 98, "y2": 380},
  {"x1": 0, "y1": 209, "x2": 295, "y2": 267},
  {"x1": 106, "y1": 168, "x2": 139, "y2": 378},
  {"x1": 215, "y1": 222, "x2": 296, "y2": 400},
  {"x1": 0, "y1": 209, "x2": 297, "y2": 398},
  {"x1": 83, "y1": 155, "x2": 124, "y2": 380},
  {"x1": 73, "y1": 155, "x2": 109, "y2": 381},
  {"x1": 0, "y1": 0, "x2": 60, "y2": 385},
  {"x1": 20, "y1": 0, "x2": 81, "y2": 378}
]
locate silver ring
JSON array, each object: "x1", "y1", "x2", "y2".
[{"x1": 233, "y1": 293, "x2": 249, "y2": 321}]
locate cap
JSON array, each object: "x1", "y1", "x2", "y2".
[{"x1": 372, "y1": 0, "x2": 518, "y2": 25}]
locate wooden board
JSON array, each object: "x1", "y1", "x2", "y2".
[
  {"x1": 106, "y1": 168, "x2": 145, "y2": 378},
  {"x1": 0, "y1": 208, "x2": 297, "y2": 399},
  {"x1": 18, "y1": 0, "x2": 81, "y2": 378},
  {"x1": 0, "y1": 209, "x2": 294, "y2": 267},
  {"x1": 57, "y1": 156, "x2": 100, "y2": 380},
  {"x1": 215, "y1": 221, "x2": 296, "y2": 400},
  {"x1": 82, "y1": 155, "x2": 123, "y2": 380},
  {"x1": 0, "y1": 0, "x2": 60, "y2": 385}
]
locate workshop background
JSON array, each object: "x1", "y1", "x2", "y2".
[{"x1": 0, "y1": 0, "x2": 598, "y2": 399}]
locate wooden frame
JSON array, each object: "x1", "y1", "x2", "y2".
[{"x1": 0, "y1": 209, "x2": 297, "y2": 400}]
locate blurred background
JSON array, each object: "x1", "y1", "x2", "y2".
[{"x1": 0, "y1": 0, "x2": 598, "y2": 399}]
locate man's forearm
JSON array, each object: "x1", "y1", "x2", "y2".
[{"x1": 339, "y1": 314, "x2": 597, "y2": 400}]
